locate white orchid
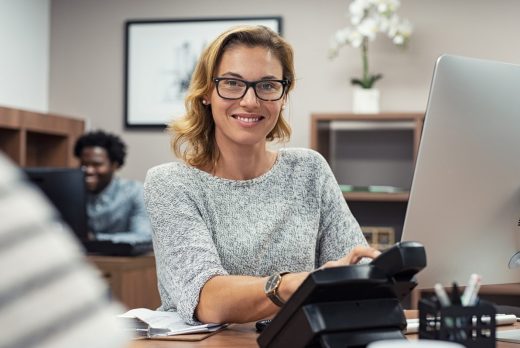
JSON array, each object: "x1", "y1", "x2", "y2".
[{"x1": 329, "y1": 0, "x2": 413, "y2": 88}]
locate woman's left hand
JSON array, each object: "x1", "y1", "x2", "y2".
[{"x1": 320, "y1": 245, "x2": 381, "y2": 269}]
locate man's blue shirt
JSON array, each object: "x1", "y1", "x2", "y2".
[{"x1": 87, "y1": 177, "x2": 152, "y2": 243}]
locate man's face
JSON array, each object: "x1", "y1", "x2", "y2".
[{"x1": 79, "y1": 146, "x2": 119, "y2": 194}]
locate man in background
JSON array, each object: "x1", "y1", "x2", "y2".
[
  {"x1": 74, "y1": 130, "x2": 152, "y2": 244},
  {"x1": 0, "y1": 153, "x2": 129, "y2": 348}
]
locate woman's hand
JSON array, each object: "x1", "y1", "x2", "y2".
[
  {"x1": 278, "y1": 245, "x2": 380, "y2": 303},
  {"x1": 320, "y1": 245, "x2": 381, "y2": 269}
]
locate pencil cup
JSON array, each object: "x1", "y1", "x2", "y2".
[{"x1": 418, "y1": 298, "x2": 496, "y2": 348}]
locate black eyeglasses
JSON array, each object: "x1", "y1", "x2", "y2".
[{"x1": 213, "y1": 77, "x2": 289, "y2": 101}]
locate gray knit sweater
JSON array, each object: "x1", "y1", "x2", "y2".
[{"x1": 143, "y1": 148, "x2": 367, "y2": 324}]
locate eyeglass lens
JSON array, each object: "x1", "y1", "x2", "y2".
[{"x1": 216, "y1": 79, "x2": 285, "y2": 101}]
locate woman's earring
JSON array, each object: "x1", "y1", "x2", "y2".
[
  {"x1": 281, "y1": 104, "x2": 286, "y2": 110},
  {"x1": 202, "y1": 100, "x2": 208, "y2": 105}
]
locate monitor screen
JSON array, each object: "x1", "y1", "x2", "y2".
[
  {"x1": 24, "y1": 167, "x2": 88, "y2": 241},
  {"x1": 401, "y1": 55, "x2": 520, "y2": 288}
]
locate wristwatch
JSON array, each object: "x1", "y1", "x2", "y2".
[{"x1": 264, "y1": 272, "x2": 290, "y2": 306}]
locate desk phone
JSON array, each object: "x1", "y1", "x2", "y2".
[{"x1": 258, "y1": 241, "x2": 427, "y2": 348}]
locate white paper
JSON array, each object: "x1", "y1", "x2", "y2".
[{"x1": 119, "y1": 308, "x2": 227, "y2": 336}]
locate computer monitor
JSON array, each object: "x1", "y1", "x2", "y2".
[
  {"x1": 401, "y1": 54, "x2": 520, "y2": 289},
  {"x1": 24, "y1": 167, "x2": 88, "y2": 242}
]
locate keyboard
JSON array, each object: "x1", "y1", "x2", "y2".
[{"x1": 83, "y1": 240, "x2": 153, "y2": 257}]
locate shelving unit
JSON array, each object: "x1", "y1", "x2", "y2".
[
  {"x1": 310, "y1": 112, "x2": 424, "y2": 246},
  {"x1": 0, "y1": 106, "x2": 85, "y2": 167}
]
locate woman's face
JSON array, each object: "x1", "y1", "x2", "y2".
[{"x1": 208, "y1": 45, "x2": 286, "y2": 150}]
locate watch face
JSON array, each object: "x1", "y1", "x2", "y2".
[{"x1": 265, "y1": 274, "x2": 280, "y2": 293}]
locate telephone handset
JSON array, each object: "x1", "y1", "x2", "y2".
[
  {"x1": 370, "y1": 240, "x2": 427, "y2": 280},
  {"x1": 258, "y1": 241, "x2": 427, "y2": 348}
]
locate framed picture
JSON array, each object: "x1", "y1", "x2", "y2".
[
  {"x1": 124, "y1": 17, "x2": 282, "y2": 128},
  {"x1": 361, "y1": 226, "x2": 395, "y2": 250}
]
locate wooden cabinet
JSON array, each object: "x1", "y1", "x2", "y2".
[
  {"x1": 88, "y1": 254, "x2": 161, "y2": 310},
  {"x1": 0, "y1": 106, "x2": 85, "y2": 167},
  {"x1": 310, "y1": 112, "x2": 424, "y2": 247}
]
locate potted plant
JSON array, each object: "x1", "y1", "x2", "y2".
[{"x1": 329, "y1": 0, "x2": 413, "y2": 113}]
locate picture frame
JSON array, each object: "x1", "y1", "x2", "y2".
[
  {"x1": 361, "y1": 226, "x2": 395, "y2": 250},
  {"x1": 124, "y1": 17, "x2": 282, "y2": 129}
]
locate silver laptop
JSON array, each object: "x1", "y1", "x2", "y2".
[{"x1": 401, "y1": 54, "x2": 520, "y2": 289}]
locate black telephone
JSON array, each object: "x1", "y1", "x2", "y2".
[{"x1": 257, "y1": 241, "x2": 427, "y2": 348}]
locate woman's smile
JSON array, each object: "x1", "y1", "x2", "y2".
[{"x1": 232, "y1": 113, "x2": 266, "y2": 127}]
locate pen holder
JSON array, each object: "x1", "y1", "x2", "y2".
[{"x1": 418, "y1": 298, "x2": 496, "y2": 348}]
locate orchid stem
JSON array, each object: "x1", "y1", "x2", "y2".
[{"x1": 362, "y1": 37, "x2": 369, "y2": 88}]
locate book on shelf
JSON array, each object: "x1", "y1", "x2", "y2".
[
  {"x1": 119, "y1": 308, "x2": 228, "y2": 339},
  {"x1": 339, "y1": 185, "x2": 408, "y2": 194}
]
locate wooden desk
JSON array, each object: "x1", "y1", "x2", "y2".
[
  {"x1": 127, "y1": 311, "x2": 520, "y2": 348},
  {"x1": 129, "y1": 323, "x2": 258, "y2": 348},
  {"x1": 88, "y1": 254, "x2": 161, "y2": 309},
  {"x1": 478, "y1": 284, "x2": 520, "y2": 307},
  {"x1": 411, "y1": 283, "x2": 520, "y2": 309}
]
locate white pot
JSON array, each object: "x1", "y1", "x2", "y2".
[{"x1": 352, "y1": 88, "x2": 380, "y2": 114}]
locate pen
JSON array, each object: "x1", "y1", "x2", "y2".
[
  {"x1": 450, "y1": 282, "x2": 467, "y2": 341},
  {"x1": 451, "y1": 282, "x2": 462, "y2": 305},
  {"x1": 434, "y1": 283, "x2": 456, "y2": 337},
  {"x1": 461, "y1": 273, "x2": 482, "y2": 306},
  {"x1": 147, "y1": 327, "x2": 171, "y2": 338},
  {"x1": 434, "y1": 283, "x2": 451, "y2": 307}
]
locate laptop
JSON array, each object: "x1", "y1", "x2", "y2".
[
  {"x1": 24, "y1": 167, "x2": 152, "y2": 256},
  {"x1": 401, "y1": 55, "x2": 520, "y2": 288}
]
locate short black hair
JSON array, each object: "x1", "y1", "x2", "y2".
[{"x1": 73, "y1": 130, "x2": 127, "y2": 166}]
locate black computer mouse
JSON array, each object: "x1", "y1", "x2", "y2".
[{"x1": 255, "y1": 319, "x2": 272, "y2": 332}]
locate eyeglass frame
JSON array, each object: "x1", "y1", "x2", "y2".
[{"x1": 212, "y1": 77, "x2": 290, "y2": 101}]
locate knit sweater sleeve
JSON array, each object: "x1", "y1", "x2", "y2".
[
  {"x1": 143, "y1": 164, "x2": 228, "y2": 324},
  {"x1": 314, "y1": 152, "x2": 368, "y2": 266}
]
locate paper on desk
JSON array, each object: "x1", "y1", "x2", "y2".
[{"x1": 119, "y1": 308, "x2": 227, "y2": 336}]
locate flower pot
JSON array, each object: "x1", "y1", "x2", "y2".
[{"x1": 352, "y1": 88, "x2": 380, "y2": 114}]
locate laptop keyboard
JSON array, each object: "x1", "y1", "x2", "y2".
[{"x1": 83, "y1": 240, "x2": 153, "y2": 256}]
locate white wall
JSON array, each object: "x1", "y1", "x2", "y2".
[
  {"x1": 0, "y1": 0, "x2": 49, "y2": 112},
  {"x1": 48, "y1": 0, "x2": 520, "y2": 181}
]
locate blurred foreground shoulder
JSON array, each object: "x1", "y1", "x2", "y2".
[{"x1": 0, "y1": 154, "x2": 130, "y2": 348}]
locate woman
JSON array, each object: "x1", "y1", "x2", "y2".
[{"x1": 144, "y1": 25, "x2": 379, "y2": 325}]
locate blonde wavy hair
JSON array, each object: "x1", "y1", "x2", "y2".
[{"x1": 169, "y1": 25, "x2": 295, "y2": 169}]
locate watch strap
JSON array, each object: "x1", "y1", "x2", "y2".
[{"x1": 265, "y1": 271, "x2": 290, "y2": 307}]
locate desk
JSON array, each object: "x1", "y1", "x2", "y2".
[
  {"x1": 129, "y1": 323, "x2": 258, "y2": 348},
  {"x1": 127, "y1": 312, "x2": 520, "y2": 348},
  {"x1": 88, "y1": 254, "x2": 161, "y2": 309}
]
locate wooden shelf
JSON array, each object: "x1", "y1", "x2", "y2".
[
  {"x1": 311, "y1": 112, "x2": 424, "y2": 162},
  {"x1": 311, "y1": 112, "x2": 424, "y2": 243},
  {"x1": 0, "y1": 106, "x2": 85, "y2": 167}
]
